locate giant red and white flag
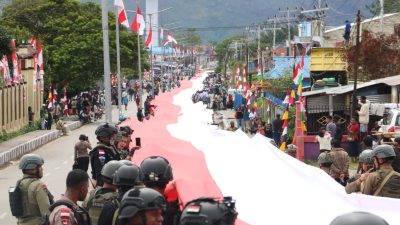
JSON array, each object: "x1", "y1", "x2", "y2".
[
  {"x1": 10, "y1": 39, "x2": 19, "y2": 84},
  {"x1": 131, "y1": 7, "x2": 145, "y2": 35},
  {"x1": 144, "y1": 25, "x2": 153, "y2": 47},
  {"x1": 167, "y1": 32, "x2": 177, "y2": 44},
  {"x1": 114, "y1": 0, "x2": 130, "y2": 28},
  {"x1": 37, "y1": 40, "x2": 44, "y2": 80}
]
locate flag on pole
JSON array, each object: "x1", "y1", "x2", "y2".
[
  {"x1": 289, "y1": 89, "x2": 296, "y2": 105},
  {"x1": 280, "y1": 105, "x2": 290, "y2": 151},
  {"x1": 163, "y1": 39, "x2": 169, "y2": 46},
  {"x1": 144, "y1": 25, "x2": 153, "y2": 47},
  {"x1": 131, "y1": 7, "x2": 145, "y2": 35},
  {"x1": 167, "y1": 32, "x2": 177, "y2": 44},
  {"x1": 114, "y1": 0, "x2": 129, "y2": 28},
  {"x1": 160, "y1": 27, "x2": 164, "y2": 39},
  {"x1": 292, "y1": 48, "x2": 306, "y2": 85},
  {"x1": 257, "y1": 63, "x2": 262, "y2": 81},
  {"x1": 11, "y1": 39, "x2": 19, "y2": 84},
  {"x1": 48, "y1": 88, "x2": 53, "y2": 108},
  {"x1": 37, "y1": 40, "x2": 44, "y2": 91},
  {"x1": 2, "y1": 55, "x2": 11, "y2": 86},
  {"x1": 283, "y1": 89, "x2": 290, "y2": 104}
]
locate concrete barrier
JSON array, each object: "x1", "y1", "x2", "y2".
[{"x1": 0, "y1": 121, "x2": 82, "y2": 166}]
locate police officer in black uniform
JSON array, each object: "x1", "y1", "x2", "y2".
[
  {"x1": 140, "y1": 156, "x2": 178, "y2": 225},
  {"x1": 179, "y1": 197, "x2": 238, "y2": 225},
  {"x1": 90, "y1": 123, "x2": 120, "y2": 187}
]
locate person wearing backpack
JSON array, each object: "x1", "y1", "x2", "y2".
[
  {"x1": 362, "y1": 145, "x2": 400, "y2": 198},
  {"x1": 49, "y1": 169, "x2": 91, "y2": 225},
  {"x1": 9, "y1": 154, "x2": 54, "y2": 225}
]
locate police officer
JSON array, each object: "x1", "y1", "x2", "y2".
[
  {"x1": 362, "y1": 145, "x2": 400, "y2": 197},
  {"x1": 140, "y1": 156, "x2": 178, "y2": 225},
  {"x1": 98, "y1": 164, "x2": 144, "y2": 225},
  {"x1": 49, "y1": 169, "x2": 90, "y2": 225},
  {"x1": 346, "y1": 150, "x2": 375, "y2": 194},
  {"x1": 179, "y1": 197, "x2": 238, "y2": 225},
  {"x1": 90, "y1": 123, "x2": 120, "y2": 186},
  {"x1": 330, "y1": 211, "x2": 389, "y2": 225},
  {"x1": 12, "y1": 154, "x2": 54, "y2": 225},
  {"x1": 118, "y1": 187, "x2": 166, "y2": 225},
  {"x1": 318, "y1": 151, "x2": 333, "y2": 174},
  {"x1": 83, "y1": 160, "x2": 123, "y2": 225}
]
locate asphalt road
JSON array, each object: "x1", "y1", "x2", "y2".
[{"x1": 0, "y1": 97, "x2": 141, "y2": 224}]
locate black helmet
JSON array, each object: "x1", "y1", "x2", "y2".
[
  {"x1": 140, "y1": 156, "x2": 173, "y2": 185},
  {"x1": 119, "y1": 187, "x2": 166, "y2": 220},
  {"x1": 113, "y1": 165, "x2": 144, "y2": 186},
  {"x1": 330, "y1": 211, "x2": 389, "y2": 225},
  {"x1": 119, "y1": 125, "x2": 134, "y2": 135},
  {"x1": 180, "y1": 197, "x2": 238, "y2": 225},
  {"x1": 95, "y1": 123, "x2": 118, "y2": 138},
  {"x1": 101, "y1": 160, "x2": 124, "y2": 184}
]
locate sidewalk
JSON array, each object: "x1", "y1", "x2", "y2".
[{"x1": 0, "y1": 121, "x2": 81, "y2": 166}]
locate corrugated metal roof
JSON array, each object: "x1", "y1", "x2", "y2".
[
  {"x1": 303, "y1": 74, "x2": 400, "y2": 97},
  {"x1": 325, "y1": 13, "x2": 399, "y2": 33}
]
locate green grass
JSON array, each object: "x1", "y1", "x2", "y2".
[
  {"x1": 0, "y1": 121, "x2": 40, "y2": 143},
  {"x1": 305, "y1": 160, "x2": 359, "y2": 170}
]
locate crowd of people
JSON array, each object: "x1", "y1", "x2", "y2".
[{"x1": 10, "y1": 122, "x2": 238, "y2": 225}]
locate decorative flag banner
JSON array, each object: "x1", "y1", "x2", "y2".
[
  {"x1": 289, "y1": 89, "x2": 296, "y2": 105},
  {"x1": 48, "y1": 89, "x2": 53, "y2": 109},
  {"x1": 11, "y1": 39, "x2": 19, "y2": 84},
  {"x1": 131, "y1": 6, "x2": 145, "y2": 35},
  {"x1": 145, "y1": 24, "x2": 153, "y2": 47},
  {"x1": 283, "y1": 89, "x2": 290, "y2": 104},
  {"x1": 163, "y1": 39, "x2": 170, "y2": 47},
  {"x1": 280, "y1": 106, "x2": 290, "y2": 151},
  {"x1": 31, "y1": 38, "x2": 37, "y2": 92},
  {"x1": 114, "y1": 0, "x2": 129, "y2": 28},
  {"x1": 160, "y1": 26, "x2": 164, "y2": 39},
  {"x1": 167, "y1": 32, "x2": 177, "y2": 44},
  {"x1": 37, "y1": 40, "x2": 44, "y2": 91},
  {"x1": 292, "y1": 48, "x2": 306, "y2": 85},
  {"x1": 2, "y1": 55, "x2": 11, "y2": 86}
]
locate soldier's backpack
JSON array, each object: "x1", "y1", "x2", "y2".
[
  {"x1": 8, "y1": 178, "x2": 34, "y2": 217},
  {"x1": 374, "y1": 170, "x2": 400, "y2": 198},
  {"x1": 40, "y1": 200, "x2": 91, "y2": 225}
]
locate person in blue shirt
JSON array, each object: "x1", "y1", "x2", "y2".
[{"x1": 343, "y1": 20, "x2": 351, "y2": 42}]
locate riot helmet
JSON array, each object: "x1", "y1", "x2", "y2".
[
  {"x1": 373, "y1": 145, "x2": 396, "y2": 159},
  {"x1": 317, "y1": 152, "x2": 333, "y2": 164},
  {"x1": 19, "y1": 154, "x2": 44, "y2": 170},
  {"x1": 180, "y1": 197, "x2": 238, "y2": 225},
  {"x1": 330, "y1": 211, "x2": 389, "y2": 225},
  {"x1": 359, "y1": 150, "x2": 374, "y2": 164},
  {"x1": 95, "y1": 123, "x2": 118, "y2": 138},
  {"x1": 113, "y1": 165, "x2": 144, "y2": 187},
  {"x1": 140, "y1": 156, "x2": 173, "y2": 186},
  {"x1": 101, "y1": 160, "x2": 124, "y2": 184}
]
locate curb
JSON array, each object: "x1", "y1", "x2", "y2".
[{"x1": 0, "y1": 121, "x2": 82, "y2": 166}]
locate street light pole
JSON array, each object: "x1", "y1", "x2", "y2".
[
  {"x1": 115, "y1": 7, "x2": 122, "y2": 117},
  {"x1": 102, "y1": 0, "x2": 112, "y2": 123},
  {"x1": 136, "y1": 0, "x2": 143, "y2": 109}
]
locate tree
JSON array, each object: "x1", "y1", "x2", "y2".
[
  {"x1": 0, "y1": 26, "x2": 11, "y2": 56},
  {"x1": 214, "y1": 36, "x2": 240, "y2": 73},
  {"x1": 367, "y1": 0, "x2": 400, "y2": 14},
  {"x1": 0, "y1": 0, "x2": 148, "y2": 92},
  {"x1": 343, "y1": 30, "x2": 400, "y2": 81}
]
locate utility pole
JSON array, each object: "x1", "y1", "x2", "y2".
[
  {"x1": 380, "y1": 0, "x2": 384, "y2": 33},
  {"x1": 135, "y1": 0, "x2": 143, "y2": 108},
  {"x1": 273, "y1": 17, "x2": 277, "y2": 49},
  {"x1": 101, "y1": 0, "x2": 112, "y2": 123},
  {"x1": 351, "y1": 10, "x2": 361, "y2": 119},
  {"x1": 301, "y1": 1, "x2": 329, "y2": 47},
  {"x1": 279, "y1": 7, "x2": 299, "y2": 56},
  {"x1": 115, "y1": 7, "x2": 122, "y2": 118}
]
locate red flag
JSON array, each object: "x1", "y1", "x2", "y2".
[
  {"x1": 131, "y1": 7, "x2": 145, "y2": 35},
  {"x1": 11, "y1": 39, "x2": 19, "y2": 84},
  {"x1": 145, "y1": 25, "x2": 153, "y2": 47},
  {"x1": 163, "y1": 39, "x2": 170, "y2": 46},
  {"x1": 167, "y1": 32, "x2": 177, "y2": 44},
  {"x1": 114, "y1": 0, "x2": 129, "y2": 28}
]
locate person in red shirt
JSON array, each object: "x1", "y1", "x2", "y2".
[
  {"x1": 256, "y1": 124, "x2": 266, "y2": 136},
  {"x1": 347, "y1": 117, "x2": 361, "y2": 163},
  {"x1": 135, "y1": 95, "x2": 140, "y2": 107}
]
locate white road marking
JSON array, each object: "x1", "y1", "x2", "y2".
[
  {"x1": 55, "y1": 167, "x2": 60, "y2": 170},
  {"x1": 62, "y1": 160, "x2": 68, "y2": 165},
  {"x1": 0, "y1": 212, "x2": 7, "y2": 220}
]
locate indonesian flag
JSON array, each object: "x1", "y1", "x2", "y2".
[
  {"x1": 114, "y1": 0, "x2": 129, "y2": 28},
  {"x1": 11, "y1": 39, "x2": 19, "y2": 84},
  {"x1": 145, "y1": 25, "x2": 153, "y2": 47},
  {"x1": 37, "y1": 40, "x2": 44, "y2": 80},
  {"x1": 131, "y1": 7, "x2": 145, "y2": 35},
  {"x1": 167, "y1": 32, "x2": 177, "y2": 44},
  {"x1": 283, "y1": 89, "x2": 290, "y2": 104},
  {"x1": 2, "y1": 55, "x2": 11, "y2": 86},
  {"x1": 163, "y1": 39, "x2": 170, "y2": 46},
  {"x1": 30, "y1": 37, "x2": 36, "y2": 49},
  {"x1": 160, "y1": 27, "x2": 164, "y2": 39},
  {"x1": 292, "y1": 48, "x2": 306, "y2": 85}
]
